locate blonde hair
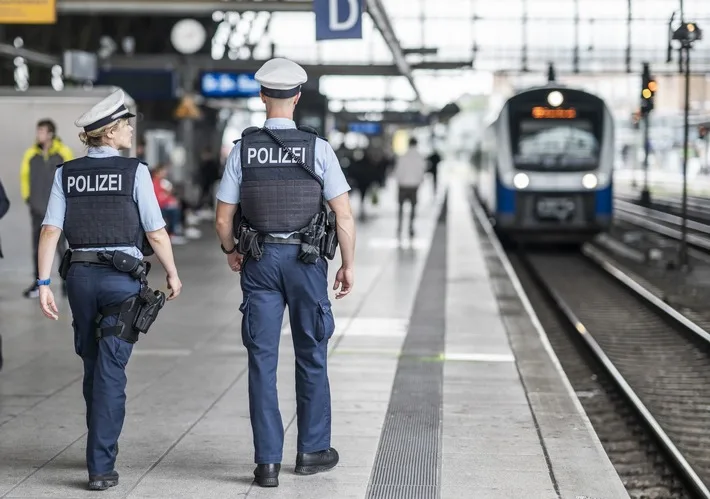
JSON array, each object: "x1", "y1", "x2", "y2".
[{"x1": 79, "y1": 118, "x2": 127, "y2": 148}]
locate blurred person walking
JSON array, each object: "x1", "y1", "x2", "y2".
[
  {"x1": 392, "y1": 137, "x2": 428, "y2": 238},
  {"x1": 20, "y1": 119, "x2": 74, "y2": 298}
]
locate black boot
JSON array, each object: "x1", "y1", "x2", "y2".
[
  {"x1": 254, "y1": 464, "x2": 280, "y2": 487},
  {"x1": 295, "y1": 447, "x2": 339, "y2": 475},
  {"x1": 88, "y1": 470, "x2": 119, "y2": 491}
]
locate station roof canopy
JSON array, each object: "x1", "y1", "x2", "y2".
[{"x1": 51, "y1": 0, "x2": 710, "y2": 110}]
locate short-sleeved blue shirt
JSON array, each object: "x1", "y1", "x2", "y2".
[
  {"x1": 216, "y1": 118, "x2": 350, "y2": 238},
  {"x1": 42, "y1": 146, "x2": 166, "y2": 259}
]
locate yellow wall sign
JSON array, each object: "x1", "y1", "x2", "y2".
[{"x1": 0, "y1": 0, "x2": 56, "y2": 24}]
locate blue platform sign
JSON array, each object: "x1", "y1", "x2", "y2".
[
  {"x1": 201, "y1": 72, "x2": 261, "y2": 98},
  {"x1": 314, "y1": 0, "x2": 363, "y2": 41},
  {"x1": 348, "y1": 122, "x2": 382, "y2": 135}
]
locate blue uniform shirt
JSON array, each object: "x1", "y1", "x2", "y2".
[
  {"x1": 42, "y1": 146, "x2": 166, "y2": 259},
  {"x1": 216, "y1": 118, "x2": 351, "y2": 238}
]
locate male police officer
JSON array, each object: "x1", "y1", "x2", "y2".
[
  {"x1": 37, "y1": 90, "x2": 182, "y2": 491},
  {"x1": 215, "y1": 58, "x2": 356, "y2": 488}
]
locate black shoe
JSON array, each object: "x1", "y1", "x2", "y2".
[
  {"x1": 88, "y1": 470, "x2": 119, "y2": 491},
  {"x1": 295, "y1": 447, "x2": 339, "y2": 475},
  {"x1": 254, "y1": 464, "x2": 280, "y2": 487},
  {"x1": 22, "y1": 283, "x2": 39, "y2": 299}
]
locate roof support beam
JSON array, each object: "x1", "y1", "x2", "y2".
[
  {"x1": 365, "y1": 0, "x2": 423, "y2": 110},
  {"x1": 57, "y1": 0, "x2": 312, "y2": 15},
  {"x1": 0, "y1": 43, "x2": 59, "y2": 67},
  {"x1": 102, "y1": 54, "x2": 471, "y2": 76}
]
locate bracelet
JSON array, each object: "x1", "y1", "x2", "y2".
[
  {"x1": 220, "y1": 244, "x2": 238, "y2": 255},
  {"x1": 37, "y1": 278, "x2": 51, "y2": 287}
]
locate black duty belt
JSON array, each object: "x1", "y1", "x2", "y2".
[
  {"x1": 262, "y1": 234, "x2": 302, "y2": 245},
  {"x1": 70, "y1": 251, "x2": 116, "y2": 265},
  {"x1": 67, "y1": 249, "x2": 150, "y2": 284}
]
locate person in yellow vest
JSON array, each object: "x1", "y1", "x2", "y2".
[{"x1": 20, "y1": 119, "x2": 74, "y2": 298}]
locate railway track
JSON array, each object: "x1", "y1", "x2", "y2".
[
  {"x1": 616, "y1": 192, "x2": 710, "y2": 224},
  {"x1": 471, "y1": 195, "x2": 710, "y2": 499},
  {"x1": 615, "y1": 199, "x2": 710, "y2": 253}
]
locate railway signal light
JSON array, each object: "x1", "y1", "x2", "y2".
[{"x1": 640, "y1": 62, "x2": 656, "y2": 115}]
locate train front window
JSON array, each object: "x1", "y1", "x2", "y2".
[{"x1": 513, "y1": 119, "x2": 600, "y2": 171}]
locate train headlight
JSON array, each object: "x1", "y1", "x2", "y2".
[
  {"x1": 547, "y1": 91, "x2": 564, "y2": 107},
  {"x1": 582, "y1": 173, "x2": 598, "y2": 189},
  {"x1": 513, "y1": 173, "x2": 530, "y2": 189}
]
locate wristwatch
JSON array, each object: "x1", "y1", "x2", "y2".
[
  {"x1": 37, "y1": 278, "x2": 51, "y2": 287},
  {"x1": 221, "y1": 243, "x2": 238, "y2": 255}
]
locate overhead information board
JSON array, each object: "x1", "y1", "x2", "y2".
[
  {"x1": 201, "y1": 72, "x2": 260, "y2": 99},
  {"x1": 0, "y1": 0, "x2": 56, "y2": 24}
]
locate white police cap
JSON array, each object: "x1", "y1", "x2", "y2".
[
  {"x1": 75, "y1": 89, "x2": 136, "y2": 133},
  {"x1": 254, "y1": 58, "x2": 307, "y2": 99}
]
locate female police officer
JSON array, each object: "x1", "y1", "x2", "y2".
[{"x1": 36, "y1": 89, "x2": 182, "y2": 491}]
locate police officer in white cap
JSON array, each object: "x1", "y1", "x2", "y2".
[
  {"x1": 215, "y1": 58, "x2": 356, "y2": 487},
  {"x1": 37, "y1": 89, "x2": 183, "y2": 491}
]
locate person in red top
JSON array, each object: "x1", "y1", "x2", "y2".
[{"x1": 151, "y1": 164, "x2": 186, "y2": 245}]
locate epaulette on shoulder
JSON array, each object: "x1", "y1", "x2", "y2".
[{"x1": 298, "y1": 125, "x2": 327, "y2": 141}]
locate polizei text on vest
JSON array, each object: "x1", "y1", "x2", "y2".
[
  {"x1": 66, "y1": 174, "x2": 123, "y2": 194},
  {"x1": 246, "y1": 147, "x2": 307, "y2": 165}
]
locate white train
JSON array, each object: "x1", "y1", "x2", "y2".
[{"x1": 472, "y1": 85, "x2": 615, "y2": 243}]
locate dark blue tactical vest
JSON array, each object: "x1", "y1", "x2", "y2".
[
  {"x1": 62, "y1": 156, "x2": 145, "y2": 250},
  {"x1": 239, "y1": 127, "x2": 322, "y2": 233}
]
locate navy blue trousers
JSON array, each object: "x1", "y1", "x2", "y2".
[
  {"x1": 66, "y1": 263, "x2": 140, "y2": 476},
  {"x1": 240, "y1": 244, "x2": 336, "y2": 464}
]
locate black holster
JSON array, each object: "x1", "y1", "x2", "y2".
[
  {"x1": 95, "y1": 287, "x2": 166, "y2": 343},
  {"x1": 298, "y1": 212, "x2": 326, "y2": 265},
  {"x1": 320, "y1": 211, "x2": 338, "y2": 261},
  {"x1": 236, "y1": 221, "x2": 264, "y2": 261},
  {"x1": 59, "y1": 249, "x2": 73, "y2": 280},
  {"x1": 133, "y1": 287, "x2": 167, "y2": 334},
  {"x1": 90, "y1": 251, "x2": 163, "y2": 343}
]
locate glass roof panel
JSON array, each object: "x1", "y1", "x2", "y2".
[
  {"x1": 526, "y1": 0, "x2": 575, "y2": 20},
  {"x1": 578, "y1": 0, "x2": 628, "y2": 20},
  {"x1": 231, "y1": 0, "x2": 710, "y2": 108},
  {"x1": 423, "y1": 0, "x2": 473, "y2": 19}
]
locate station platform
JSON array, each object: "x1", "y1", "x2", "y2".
[{"x1": 0, "y1": 165, "x2": 629, "y2": 498}]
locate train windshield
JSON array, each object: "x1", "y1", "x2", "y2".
[{"x1": 513, "y1": 119, "x2": 600, "y2": 171}]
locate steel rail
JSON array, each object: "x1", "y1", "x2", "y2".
[
  {"x1": 469, "y1": 193, "x2": 710, "y2": 498},
  {"x1": 615, "y1": 202, "x2": 710, "y2": 252},
  {"x1": 523, "y1": 249, "x2": 710, "y2": 499}
]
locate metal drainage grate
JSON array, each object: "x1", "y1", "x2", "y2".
[{"x1": 366, "y1": 198, "x2": 448, "y2": 499}]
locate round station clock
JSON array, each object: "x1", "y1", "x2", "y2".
[{"x1": 171, "y1": 19, "x2": 207, "y2": 55}]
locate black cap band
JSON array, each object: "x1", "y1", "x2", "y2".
[
  {"x1": 83, "y1": 104, "x2": 136, "y2": 132},
  {"x1": 260, "y1": 85, "x2": 301, "y2": 99}
]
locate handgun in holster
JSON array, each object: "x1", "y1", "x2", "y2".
[
  {"x1": 320, "y1": 211, "x2": 338, "y2": 260},
  {"x1": 59, "y1": 249, "x2": 73, "y2": 280},
  {"x1": 298, "y1": 212, "x2": 325, "y2": 265}
]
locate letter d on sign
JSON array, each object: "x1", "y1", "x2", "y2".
[{"x1": 314, "y1": 0, "x2": 363, "y2": 41}]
